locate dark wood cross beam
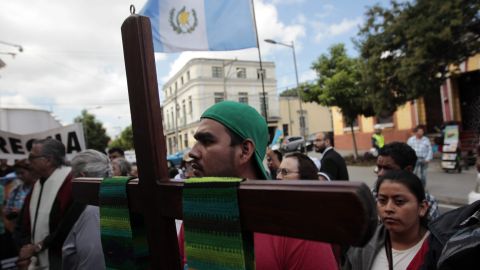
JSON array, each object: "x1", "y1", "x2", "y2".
[{"x1": 72, "y1": 14, "x2": 377, "y2": 270}]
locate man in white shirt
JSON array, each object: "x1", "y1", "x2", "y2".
[{"x1": 407, "y1": 126, "x2": 432, "y2": 187}]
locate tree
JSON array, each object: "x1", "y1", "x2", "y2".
[
  {"x1": 109, "y1": 125, "x2": 134, "y2": 150},
  {"x1": 305, "y1": 44, "x2": 374, "y2": 159},
  {"x1": 357, "y1": 0, "x2": 480, "y2": 115},
  {"x1": 74, "y1": 110, "x2": 110, "y2": 153},
  {"x1": 280, "y1": 88, "x2": 300, "y2": 97}
]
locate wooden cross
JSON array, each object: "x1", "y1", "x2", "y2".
[{"x1": 72, "y1": 14, "x2": 377, "y2": 269}]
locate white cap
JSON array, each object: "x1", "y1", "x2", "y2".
[{"x1": 374, "y1": 124, "x2": 382, "y2": 130}]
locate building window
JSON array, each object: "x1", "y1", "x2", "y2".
[
  {"x1": 236, "y1": 67, "x2": 246, "y2": 79},
  {"x1": 187, "y1": 70, "x2": 191, "y2": 80},
  {"x1": 257, "y1": 69, "x2": 266, "y2": 79},
  {"x1": 182, "y1": 100, "x2": 186, "y2": 125},
  {"x1": 175, "y1": 82, "x2": 178, "y2": 92},
  {"x1": 214, "y1": 92, "x2": 225, "y2": 103},
  {"x1": 179, "y1": 134, "x2": 183, "y2": 150},
  {"x1": 282, "y1": 124, "x2": 289, "y2": 136},
  {"x1": 168, "y1": 137, "x2": 172, "y2": 154},
  {"x1": 212, "y1": 66, "x2": 223, "y2": 78},
  {"x1": 259, "y1": 92, "x2": 269, "y2": 117},
  {"x1": 238, "y1": 92, "x2": 248, "y2": 104},
  {"x1": 376, "y1": 114, "x2": 394, "y2": 125},
  {"x1": 184, "y1": 133, "x2": 188, "y2": 148},
  {"x1": 188, "y1": 96, "x2": 192, "y2": 114},
  {"x1": 343, "y1": 117, "x2": 359, "y2": 129},
  {"x1": 166, "y1": 108, "x2": 170, "y2": 129},
  {"x1": 181, "y1": 76, "x2": 184, "y2": 85}
]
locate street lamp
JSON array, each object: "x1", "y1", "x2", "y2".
[
  {"x1": 264, "y1": 39, "x2": 306, "y2": 140},
  {"x1": 0, "y1": 40, "x2": 23, "y2": 52}
]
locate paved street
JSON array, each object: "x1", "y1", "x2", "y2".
[
  {"x1": 308, "y1": 151, "x2": 478, "y2": 208},
  {"x1": 348, "y1": 161, "x2": 477, "y2": 206}
]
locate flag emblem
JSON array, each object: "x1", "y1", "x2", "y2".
[
  {"x1": 169, "y1": 6, "x2": 198, "y2": 34},
  {"x1": 141, "y1": 0, "x2": 257, "y2": 52}
]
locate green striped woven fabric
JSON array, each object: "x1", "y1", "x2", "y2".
[
  {"x1": 99, "y1": 177, "x2": 149, "y2": 270},
  {"x1": 183, "y1": 177, "x2": 255, "y2": 270}
]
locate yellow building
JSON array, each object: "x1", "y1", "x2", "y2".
[
  {"x1": 332, "y1": 54, "x2": 480, "y2": 152},
  {"x1": 278, "y1": 96, "x2": 332, "y2": 137}
]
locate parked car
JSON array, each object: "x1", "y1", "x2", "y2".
[
  {"x1": 281, "y1": 136, "x2": 305, "y2": 153},
  {"x1": 167, "y1": 148, "x2": 191, "y2": 167}
]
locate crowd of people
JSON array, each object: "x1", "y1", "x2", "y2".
[
  {"x1": 0, "y1": 100, "x2": 478, "y2": 270},
  {"x1": 0, "y1": 141, "x2": 136, "y2": 269}
]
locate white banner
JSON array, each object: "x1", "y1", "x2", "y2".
[{"x1": 0, "y1": 123, "x2": 86, "y2": 162}]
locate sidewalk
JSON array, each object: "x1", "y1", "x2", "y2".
[{"x1": 347, "y1": 160, "x2": 477, "y2": 206}]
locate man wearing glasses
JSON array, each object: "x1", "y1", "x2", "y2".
[
  {"x1": 374, "y1": 142, "x2": 439, "y2": 220},
  {"x1": 17, "y1": 138, "x2": 75, "y2": 270}
]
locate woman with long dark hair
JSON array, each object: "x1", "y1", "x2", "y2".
[{"x1": 343, "y1": 170, "x2": 430, "y2": 270}]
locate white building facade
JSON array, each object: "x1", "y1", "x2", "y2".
[{"x1": 162, "y1": 58, "x2": 279, "y2": 154}]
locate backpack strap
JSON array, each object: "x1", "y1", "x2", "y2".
[{"x1": 384, "y1": 230, "x2": 393, "y2": 270}]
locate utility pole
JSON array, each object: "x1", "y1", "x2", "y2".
[{"x1": 264, "y1": 39, "x2": 306, "y2": 139}]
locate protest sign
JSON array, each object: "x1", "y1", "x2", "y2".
[{"x1": 0, "y1": 123, "x2": 86, "y2": 161}]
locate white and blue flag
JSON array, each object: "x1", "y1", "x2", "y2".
[{"x1": 140, "y1": 0, "x2": 258, "y2": 53}]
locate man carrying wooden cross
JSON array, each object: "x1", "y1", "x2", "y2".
[{"x1": 180, "y1": 100, "x2": 338, "y2": 270}]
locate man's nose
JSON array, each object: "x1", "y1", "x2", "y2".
[{"x1": 189, "y1": 143, "x2": 200, "y2": 159}]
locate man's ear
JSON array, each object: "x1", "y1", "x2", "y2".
[
  {"x1": 325, "y1": 138, "x2": 331, "y2": 146},
  {"x1": 240, "y1": 139, "x2": 255, "y2": 162},
  {"x1": 404, "y1": 165, "x2": 414, "y2": 172}
]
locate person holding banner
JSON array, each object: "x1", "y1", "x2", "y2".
[
  {"x1": 0, "y1": 159, "x2": 14, "y2": 177},
  {"x1": 4, "y1": 160, "x2": 36, "y2": 233}
]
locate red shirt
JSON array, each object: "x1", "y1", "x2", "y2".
[
  {"x1": 254, "y1": 233, "x2": 338, "y2": 270},
  {"x1": 178, "y1": 225, "x2": 338, "y2": 270}
]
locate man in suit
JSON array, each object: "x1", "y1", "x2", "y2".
[{"x1": 314, "y1": 132, "x2": 349, "y2": 181}]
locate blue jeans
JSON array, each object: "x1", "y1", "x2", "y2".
[{"x1": 414, "y1": 159, "x2": 428, "y2": 187}]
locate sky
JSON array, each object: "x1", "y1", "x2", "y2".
[{"x1": 0, "y1": 0, "x2": 389, "y2": 138}]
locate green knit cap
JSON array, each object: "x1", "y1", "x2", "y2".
[{"x1": 201, "y1": 101, "x2": 269, "y2": 180}]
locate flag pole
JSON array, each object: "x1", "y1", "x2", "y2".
[{"x1": 250, "y1": 0, "x2": 268, "y2": 121}]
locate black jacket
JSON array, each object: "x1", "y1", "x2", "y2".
[
  {"x1": 421, "y1": 200, "x2": 480, "y2": 270},
  {"x1": 320, "y1": 148, "x2": 349, "y2": 181}
]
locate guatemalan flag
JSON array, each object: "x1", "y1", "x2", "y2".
[{"x1": 140, "y1": 0, "x2": 258, "y2": 53}]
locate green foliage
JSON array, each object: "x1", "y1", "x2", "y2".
[
  {"x1": 357, "y1": 0, "x2": 480, "y2": 114},
  {"x1": 74, "y1": 110, "x2": 110, "y2": 153},
  {"x1": 306, "y1": 43, "x2": 375, "y2": 159},
  {"x1": 306, "y1": 43, "x2": 374, "y2": 126},
  {"x1": 279, "y1": 88, "x2": 299, "y2": 97},
  {"x1": 109, "y1": 125, "x2": 134, "y2": 150}
]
